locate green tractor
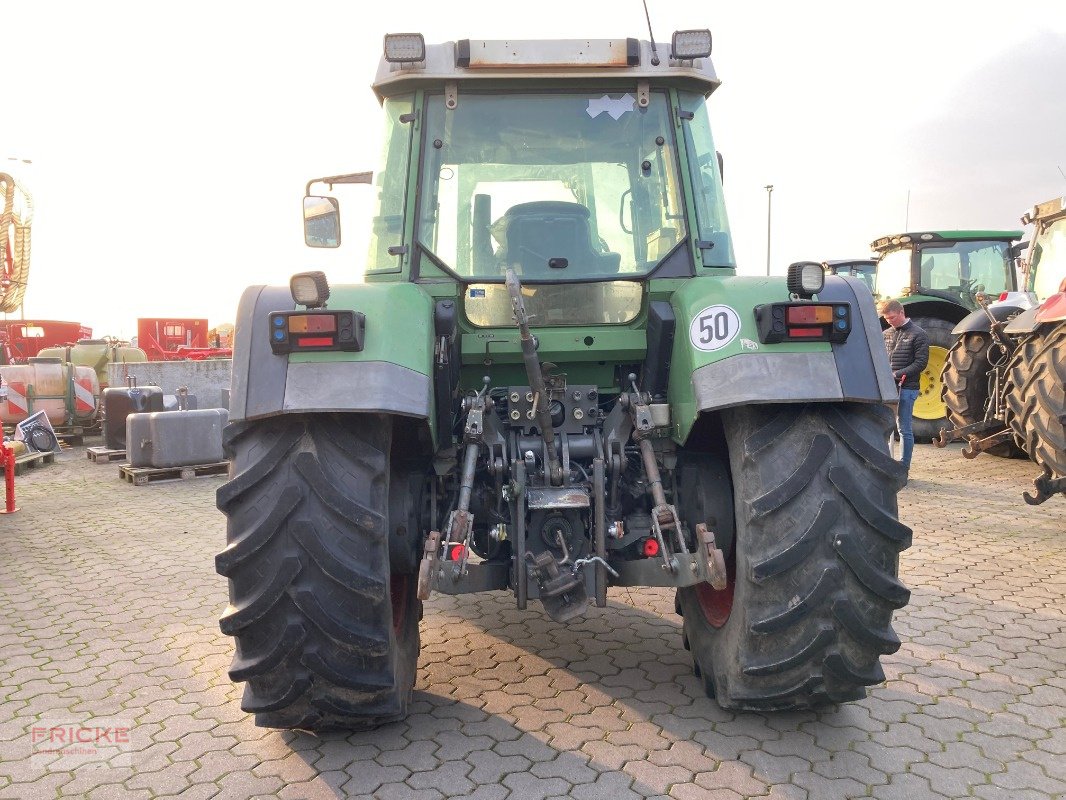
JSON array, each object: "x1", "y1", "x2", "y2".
[
  {"x1": 822, "y1": 259, "x2": 876, "y2": 295},
  {"x1": 871, "y1": 230, "x2": 1023, "y2": 443},
  {"x1": 216, "y1": 30, "x2": 910, "y2": 730}
]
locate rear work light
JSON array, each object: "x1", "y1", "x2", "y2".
[
  {"x1": 384, "y1": 33, "x2": 426, "y2": 63},
  {"x1": 754, "y1": 302, "x2": 851, "y2": 344},
  {"x1": 670, "y1": 29, "x2": 712, "y2": 59},
  {"x1": 268, "y1": 310, "x2": 365, "y2": 354}
]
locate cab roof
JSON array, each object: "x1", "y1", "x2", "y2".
[
  {"x1": 372, "y1": 37, "x2": 720, "y2": 100},
  {"x1": 871, "y1": 230, "x2": 1023, "y2": 252},
  {"x1": 823, "y1": 259, "x2": 876, "y2": 270},
  {"x1": 1022, "y1": 197, "x2": 1066, "y2": 225}
]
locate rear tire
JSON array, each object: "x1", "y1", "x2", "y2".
[
  {"x1": 908, "y1": 316, "x2": 955, "y2": 443},
  {"x1": 1005, "y1": 322, "x2": 1066, "y2": 479},
  {"x1": 677, "y1": 403, "x2": 910, "y2": 710},
  {"x1": 941, "y1": 332, "x2": 1021, "y2": 457},
  {"x1": 215, "y1": 413, "x2": 420, "y2": 730}
]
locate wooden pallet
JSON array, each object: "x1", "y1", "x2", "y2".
[
  {"x1": 10, "y1": 450, "x2": 56, "y2": 476},
  {"x1": 119, "y1": 461, "x2": 229, "y2": 486},
  {"x1": 87, "y1": 446, "x2": 127, "y2": 464}
]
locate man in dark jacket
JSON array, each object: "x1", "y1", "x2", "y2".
[{"x1": 880, "y1": 300, "x2": 929, "y2": 473}]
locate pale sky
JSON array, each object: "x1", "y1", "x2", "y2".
[{"x1": 4, "y1": 1, "x2": 1065, "y2": 338}]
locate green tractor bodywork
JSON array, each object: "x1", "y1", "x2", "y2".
[
  {"x1": 220, "y1": 32, "x2": 908, "y2": 730},
  {"x1": 870, "y1": 230, "x2": 1022, "y2": 441}
]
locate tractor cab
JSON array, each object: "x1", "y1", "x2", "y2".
[
  {"x1": 871, "y1": 231, "x2": 1021, "y2": 313},
  {"x1": 823, "y1": 259, "x2": 876, "y2": 293},
  {"x1": 305, "y1": 34, "x2": 735, "y2": 286}
]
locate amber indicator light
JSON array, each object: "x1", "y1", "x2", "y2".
[
  {"x1": 786, "y1": 305, "x2": 833, "y2": 324},
  {"x1": 288, "y1": 314, "x2": 337, "y2": 334}
]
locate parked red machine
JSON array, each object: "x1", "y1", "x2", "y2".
[
  {"x1": 0, "y1": 320, "x2": 93, "y2": 364},
  {"x1": 136, "y1": 318, "x2": 232, "y2": 361}
]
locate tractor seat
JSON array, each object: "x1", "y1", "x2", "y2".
[{"x1": 490, "y1": 201, "x2": 621, "y2": 276}]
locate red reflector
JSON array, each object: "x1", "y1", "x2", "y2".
[
  {"x1": 786, "y1": 305, "x2": 832, "y2": 324},
  {"x1": 297, "y1": 336, "x2": 334, "y2": 347},
  {"x1": 642, "y1": 538, "x2": 660, "y2": 557},
  {"x1": 998, "y1": 292, "x2": 1009, "y2": 301},
  {"x1": 788, "y1": 327, "x2": 824, "y2": 338},
  {"x1": 448, "y1": 544, "x2": 466, "y2": 561}
]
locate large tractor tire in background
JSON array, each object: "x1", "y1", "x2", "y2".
[
  {"x1": 1005, "y1": 322, "x2": 1066, "y2": 479},
  {"x1": 941, "y1": 332, "x2": 1022, "y2": 458},
  {"x1": 908, "y1": 316, "x2": 955, "y2": 443},
  {"x1": 677, "y1": 403, "x2": 911, "y2": 710},
  {"x1": 215, "y1": 413, "x2": 421, "y2": 730}
]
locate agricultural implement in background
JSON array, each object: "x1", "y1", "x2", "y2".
[
  {"x1": 0, "y1": 320, "x2": 93, "y2": 364},
  {"x1": 137, "y1": 318, "x2": 232, "y2": 361},
  {"x1": 936, "y1": 197, "x2": 1066, "y2": 504}
]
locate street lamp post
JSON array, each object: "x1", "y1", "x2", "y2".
[{"x1": 764, "y1": 184, "x2": 774, "y2": 276}]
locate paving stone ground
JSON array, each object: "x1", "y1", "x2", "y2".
[{"x1": 0, "y1": 436, "x2": 1063, "y2": 799}]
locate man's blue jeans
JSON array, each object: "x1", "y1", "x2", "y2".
[{"x1": 897, "y1": 388, "x2": 919, "y2": 470}]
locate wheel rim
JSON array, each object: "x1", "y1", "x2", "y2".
[
  {"x1": 693, "y1": 549, "x2": 736, "y2": 629},
  {"x1": 914, "y1": 345, "x2": 948, "y2": 419}
]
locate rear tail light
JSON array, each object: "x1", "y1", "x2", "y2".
[
  {"x1": 754, "y1": 303, "x2": 852, "y2": 344},
  {"x1": 642, "y1": 538, "x2": 660, "y2": 558},
  {"x1": 268, "y1": 310, "x2": 365, "y2": 354}
]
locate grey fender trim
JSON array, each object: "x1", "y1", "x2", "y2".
[
  {"x1": 820, "y1": 275, "x2": 898, "y2": 403},
  {"x1": 228, "y1": 285, "x2": 431, "y2": 423},
  {"x1": 284, "y1": 361, "x2": 431, "y2": 418},
  {"x1": 693, "y1": 352, "x2": 845, "y2": 411},
  {"x1": 1003, "y1": 307, "x2": 1042, "y2": 336},
  {"x1": 230, "y1": 285, "x2": 292, "y2": 421},
  {"x1": 692, "y1": 276, "x2": 896, "y2": 413}
]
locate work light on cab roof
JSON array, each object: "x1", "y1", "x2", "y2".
[
  {"x1": 670, "y1": 29, "x2": 712, "y2": 60},
  {"x1": 383, "y1": 33, "x2": 426, "y2": 63}
]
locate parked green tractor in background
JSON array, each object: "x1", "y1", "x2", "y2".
[
  {"x1": 871, "y1": 230, "x2": 1023, "y2": 443},
  {"x1": 822, "y1": 259, "x2": 876, "y2": 295},
  {"x1": 216, "y1": 30, "x2": 910, "y2": 730}
]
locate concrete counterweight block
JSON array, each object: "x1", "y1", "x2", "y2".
[{"x1": 126, "y1": 409, "x2": 229, "y2": 468}]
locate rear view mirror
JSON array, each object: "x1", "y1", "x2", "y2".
[{"x1": 304, "y1": 196, "x2": 341, "y2": 248}]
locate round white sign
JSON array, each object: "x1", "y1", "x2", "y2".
[{"x1": 689, "y1": 305, "x2": 741, "y2": 352}]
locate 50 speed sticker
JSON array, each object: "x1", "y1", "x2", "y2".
[{"x1": 689, "y1": 305, "x2": 741, "y2": 352}]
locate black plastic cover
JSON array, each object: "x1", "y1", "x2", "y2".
[{"x1": 643, "y1": 301, "x2": 675, "y2": 398}]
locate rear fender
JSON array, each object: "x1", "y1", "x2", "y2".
[
  {"x1": 228, "y1": 283, "x2": 438, "y2": 445},
  {"x1": 896, "y1": 297, "x2": 969, "y2": 327},
  {"x1": 951, "y1": 305, "x2": 1023, "y2": 336},
  {"x1": 1003, "y1": 295, "x2": 1066, "y2": 335},
  {"x1": 668, "y1": 275, "x2": 896, "y2": 444}
]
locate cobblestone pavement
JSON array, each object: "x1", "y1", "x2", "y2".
[{"x1": 0, "y1": 437, "x2": 1063, "y2": 800}]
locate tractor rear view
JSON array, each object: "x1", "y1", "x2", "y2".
[{"x1": 216, "y1": 30, "x2": 911, "y2": 730}]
